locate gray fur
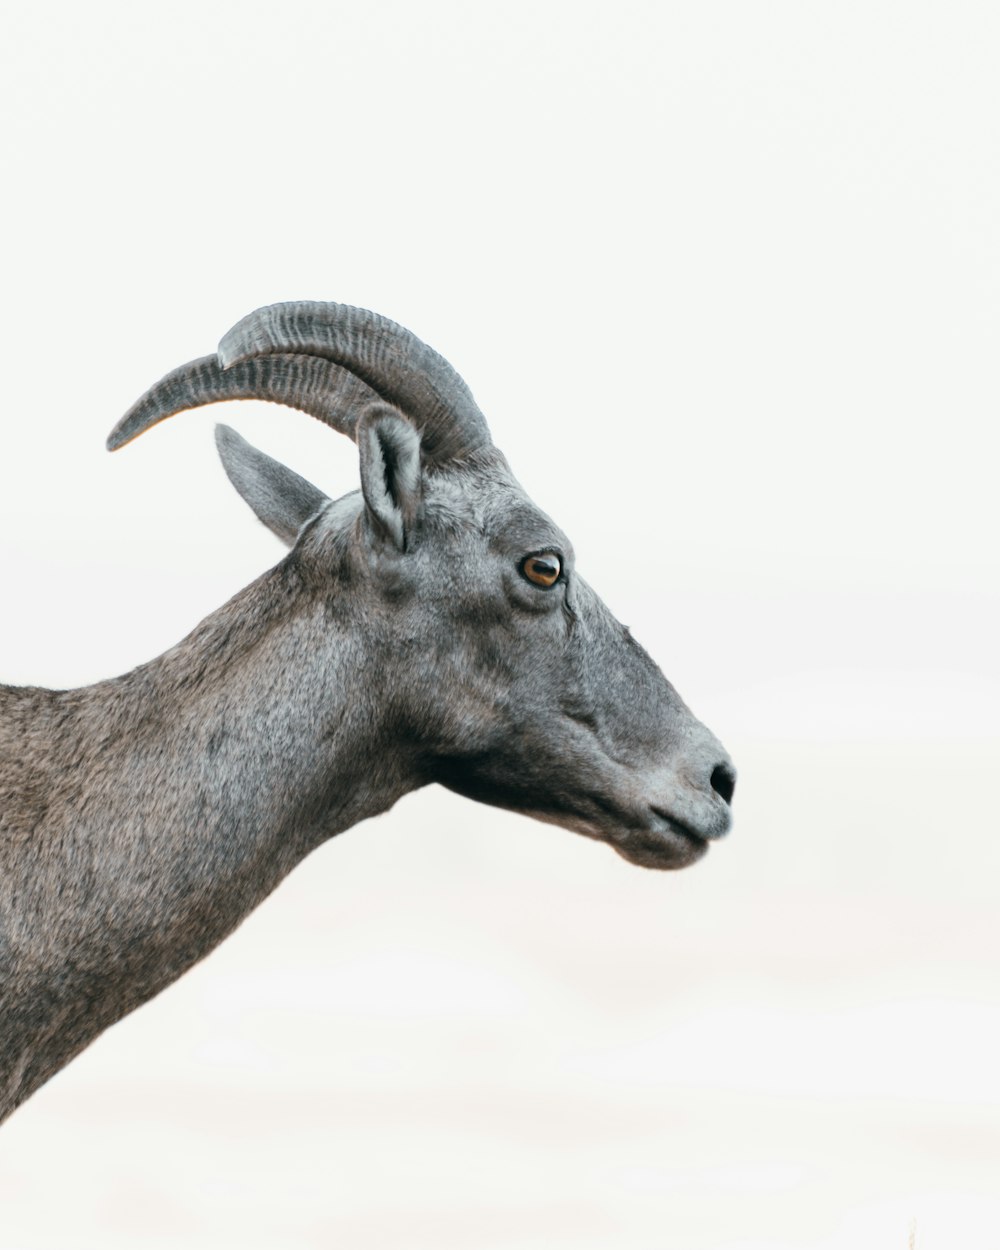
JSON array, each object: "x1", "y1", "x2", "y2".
[{"x1": 0, "y1": 302, "x2": 735, "y2": 1124}]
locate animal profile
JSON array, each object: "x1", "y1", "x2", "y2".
[{"x1": 0, "y1": 301, "x2": 735, "y2": 1121}]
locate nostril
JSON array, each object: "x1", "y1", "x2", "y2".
[{"x1": 710, "y1": 762, "x2": 735, "y2": 806}]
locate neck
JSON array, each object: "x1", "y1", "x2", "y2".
[{"x1": 0, "y1": 560, "x2": 418, "y2": 1120}]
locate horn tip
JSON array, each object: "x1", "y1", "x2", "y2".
[
  {"x1": 218, "y1": 309, "x2": 274, "y2": 369},
  {"x1": 106, "y1": 424, "x2": 129, "y2": 452},
  {"x1": 217, "y1": 345, "x2": 248, "y2": 371}
]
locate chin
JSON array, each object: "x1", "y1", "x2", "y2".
[{"x1": 610, "y1": 830, "x2": 710, "y2": 870}]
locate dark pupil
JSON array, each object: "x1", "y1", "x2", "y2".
[{"x1": 528, "y1": 555, "x2": 559, "y2": 582}]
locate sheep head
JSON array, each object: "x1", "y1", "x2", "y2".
[{"x1": 109, "y1": 302, "x2": 735, "y2": 869}]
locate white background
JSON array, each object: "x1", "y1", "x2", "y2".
[{"x1": 0, "y1": 3, "x2": 998, "y2": 1247}]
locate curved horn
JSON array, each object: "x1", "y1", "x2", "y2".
[
  {"x1": 107, "y1": 353, "x2": 384, "y2": 451},
  {"x1": 218, "y1": 301, "x2": 492, "y2": 463}
]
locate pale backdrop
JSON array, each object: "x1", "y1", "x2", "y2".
[{"x1": 0, "y1": 3, "x2": 997, "y2": 1248}]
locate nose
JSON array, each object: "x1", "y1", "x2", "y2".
[
  {"x1": 681, "y1": 727, "x2": 736, "y2": 814},
  {"x1": 710, "y1": 761, "x2": 736, "y2": 806}
]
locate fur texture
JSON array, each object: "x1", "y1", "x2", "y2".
[{"x1": 0, "y1": 304, "x2": 735, "y2": 1122}]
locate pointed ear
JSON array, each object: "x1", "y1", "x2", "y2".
[
  {"x1": 357, "y1": 405, "x2": 423, "y2": 552},
  {"x1": 215, "y1": 424, "x2": 330, "y2": 547}
]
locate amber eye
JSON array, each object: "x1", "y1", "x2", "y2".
[{"x1": 520, "y1": 552, "x2": 562, "y2": 588}]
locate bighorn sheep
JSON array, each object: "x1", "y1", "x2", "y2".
[{"x1": 0, "y1": 302, "x2": 735, "y2": 1122}]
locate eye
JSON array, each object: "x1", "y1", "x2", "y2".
[{"x1": 520, "y1": 552, "x2": 562, "y2": 588}]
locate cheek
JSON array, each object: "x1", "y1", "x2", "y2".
[{"x1": 423, "y1": 600, "x2": 516, "y2": 687}]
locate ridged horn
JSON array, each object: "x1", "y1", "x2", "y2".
[
  {"x1": 218, "y1": 301, "x2": 492, "y2": 463},
  {"x1": 107, "y1": 353, "x2": 384, "y2": 451}
]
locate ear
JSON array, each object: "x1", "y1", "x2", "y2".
[
  {"x1": 215, "y1": 424, "x2": 330, "y2": 547},
  {"x1": 357, "y1": 405, "x2": 423, "y2": 552}
]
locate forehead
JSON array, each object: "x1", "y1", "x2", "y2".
[
  {"x1": 486, "y1": 493, "x2": 571, "y2": 558},
  {"x1": 427, "y1": 460, "x2": 572, "y2": 558}
]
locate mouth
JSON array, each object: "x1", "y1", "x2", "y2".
[
  {"x1": 438, "y1": 769, "x2": 725, "y2": 873},
  {"x1": 610, "y1": 809, "x2": 711, "y2": 870},
  {"x1": 523, "y1": 794, "x2": 727, "y2": 872}
]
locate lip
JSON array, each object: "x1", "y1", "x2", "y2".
[
  {"x1": 446, "y1": 782, "x2": 724, "y2": 873},
  {"x1": 604, "y1": 808, "x2": 711, "y2": 870},
  {"x1": 650, "y1": 811, "x2": 710, "y2": 861},
  {"x1": 649, "y1": 807, "x2": 717, "y2": 846}
]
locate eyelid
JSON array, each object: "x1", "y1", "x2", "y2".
[{"x1": 523, "y1": 546, "x2": 565, "y2": 565}]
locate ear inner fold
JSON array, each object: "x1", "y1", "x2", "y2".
[{"x1": 357, "y1": 406, "x2": 423, "y2": 552}]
